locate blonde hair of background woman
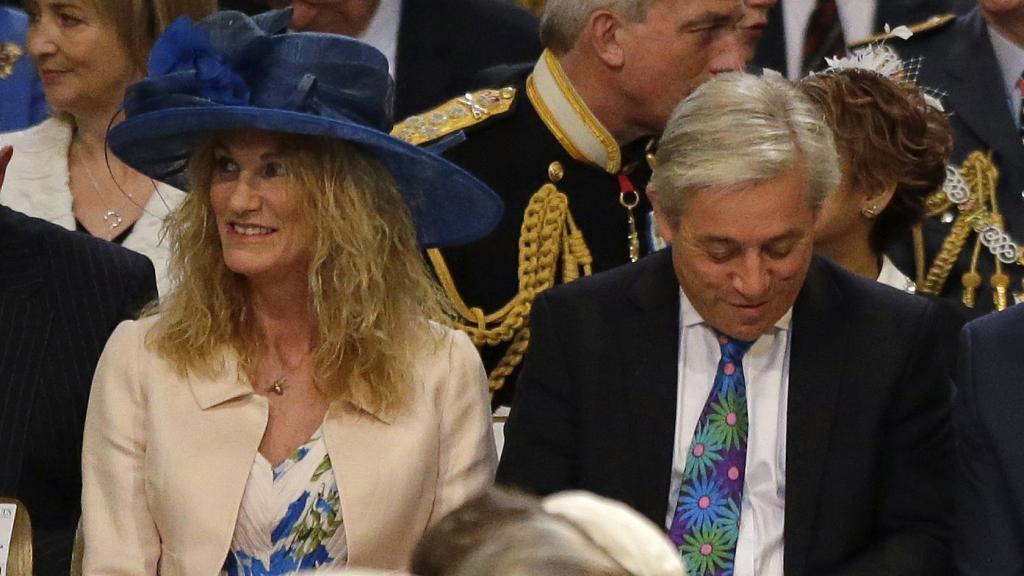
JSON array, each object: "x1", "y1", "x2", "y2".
[
  {"x1": 149, "y1": 134, "x2": 448, "y2": 416},
  {"x1": 89, "y1": 0, "x2": 217, "y2": 73}
]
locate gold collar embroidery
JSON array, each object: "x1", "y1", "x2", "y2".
[{"x1": 526, "y1": 50, "x2": 621, "y2": 174}]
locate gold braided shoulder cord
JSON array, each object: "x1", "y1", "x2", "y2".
[
  {"x1": 919, "y1": 152, "x2": 1001, "y2": 297},
  {"x1": 429, "y1": 183, "x2": 592, "y2": 392}
]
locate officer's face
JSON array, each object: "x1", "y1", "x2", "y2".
[
  {"x1": 656, "y1": 164, "x2": 817, "y2": 342},
  {"x1": 616, "y1": 0, "x2": 746, "y2": 138}
]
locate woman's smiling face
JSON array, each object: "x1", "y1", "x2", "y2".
[{"x1": 208, "y1": 129, "x2": 313, "y2": 284}]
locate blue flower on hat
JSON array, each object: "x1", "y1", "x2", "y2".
[{"x1": 147, "y1": 16, "x2": 250, "y2": 106}]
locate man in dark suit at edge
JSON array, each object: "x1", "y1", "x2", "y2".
[
  {"x1": 498, "y1": 74, "x2": 962, "y2": 575},
  {"x1": 955, "y1": 304, "x2": 1024, "y2": 575},
  {"x1": 0, "y1": 145, "x2": 158, "y2": 575}
]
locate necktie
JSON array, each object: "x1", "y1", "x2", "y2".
[
  {"x1": 801, "y1": 0, "x2": 846, "y2": 76},
  {"x1": 669, "y1": 332, "x2": 754, "y2": 576}
]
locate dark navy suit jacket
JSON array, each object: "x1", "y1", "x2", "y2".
[
  {"x1": 0, "y1": 7, "x2": 47, "y2": 132},
  {"x1": 955, "y1": 305, "x2": 1024, "y2": 575},
  {"x1": 0, "y1": 205, "x2": 156, "y2": 575}
]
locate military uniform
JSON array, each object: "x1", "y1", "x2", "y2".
[
  {"x1": 393, "y1": 50, "x2": 656, "y2": 406},
  {"x1": 875, "y1": 9, "x2": 1024, "y2": 314}
]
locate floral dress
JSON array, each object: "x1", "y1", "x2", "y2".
[{"x1": 223, "y1": 427, "x2": 347, "y2": 575}]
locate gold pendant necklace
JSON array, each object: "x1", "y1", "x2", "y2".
[{"x1": 270, "y1": 377, "x2": 286, "y2": 396}]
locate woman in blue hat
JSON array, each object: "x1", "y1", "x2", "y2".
[{"x1": 80, "y1": 11, "x2": 503, "y2": 575}]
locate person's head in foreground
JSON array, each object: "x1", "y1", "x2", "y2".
[
  {"x1": 650, "y1": 72, "x2": 840, "y2": 341},
  {"x1": 411, "y1": 487, "x2": 685, "y2": 576},
  {"x1": 798, "y1": 65, "x2": 953, "y2": 281}
]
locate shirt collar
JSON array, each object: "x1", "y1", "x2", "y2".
[
  {"x1": 987, "y1": 22, "x2": 1024, "y2": 101},
  {"x1": 678, "y1": 287, "x2": 793, "y2": 333},
  {"x1": 526, "y1": 50, "x2": 622, "y2": 173}
]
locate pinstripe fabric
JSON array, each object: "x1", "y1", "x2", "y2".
[{"x1": 0, "y1": 204, "x2": 157, "y2": 576}]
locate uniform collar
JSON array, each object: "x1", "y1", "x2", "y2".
[{"x1": 526, "y1": 50, "x2": 622, "y2": 174}]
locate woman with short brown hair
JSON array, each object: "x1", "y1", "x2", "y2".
[{"x1": 798, "y1": 66, "x2": 953, "y2": 291}]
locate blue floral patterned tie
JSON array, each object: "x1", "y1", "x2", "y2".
[{"x1": 669, "y1": 332, "x2": 754, "y2": 575}]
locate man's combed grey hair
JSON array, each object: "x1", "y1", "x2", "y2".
[
  {"x1": 540, "y1": 0, "x2": 655, "y2": 54},
  {"x1": 652, "y1": 73, "x2": 840, "y2": 217}
]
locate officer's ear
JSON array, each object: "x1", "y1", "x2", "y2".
[{"x1": 584, "y1": 9, "x2": 627, "y2": 69}]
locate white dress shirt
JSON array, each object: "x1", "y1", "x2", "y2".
[
  {"x1": 782, "y1": 0, "x2": 878, "y2": 79},
  {"x1": 665, "y1": 290, "x2": 791, "y2": 576},
  {"x1": 877, "y1": 255, "x2": 917, "y2": 293},
  {"x1": 987, "y1": 23, "x2": 1024, "y2": 129},
  {"x1": 357, "y1": 0, "x2": 402, "y2": 79}
]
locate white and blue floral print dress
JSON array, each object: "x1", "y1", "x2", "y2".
[{"x1": 223, "y1": 427, "x2": 347, "y2": 575}]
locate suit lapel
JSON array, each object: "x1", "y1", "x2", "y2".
[
  {"x1": 783, "y1": 259, "x2": 848, "y2": 576},
  {"x1": 179, "y1": 365, "x2": 267, "y2": 575},
  {"x1": 0, "y1": 207, "x2": 52, "y2": 493},
  {"x1": 321, "y1": 400, "x2": 407, "y2": 565},
  {"x1": 623, "y1": 250, "x2": 682, "y2": 524}
]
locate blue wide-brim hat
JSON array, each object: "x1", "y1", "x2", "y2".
[{"x1": 108, "y1": 10, "x2": 502, "y2": 249}]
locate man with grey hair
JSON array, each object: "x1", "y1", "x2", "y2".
[
  {"x1": 392, "y1": 0, "x2": 746, "y2": 406},
  {"x1": 498, "y1": 73, "x2": 962, "y2": 575}
]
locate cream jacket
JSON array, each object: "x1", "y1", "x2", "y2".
[
  {"x1": 0, "y1": 117, "x2": 187, "y2": 297},
  {"x1": 81, "y1": 316, "x2": 496, "y2": 574}
]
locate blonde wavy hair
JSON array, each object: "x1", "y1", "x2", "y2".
[{"x1": 149, "y1": 132, "x2": 447, "y2": 415}]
